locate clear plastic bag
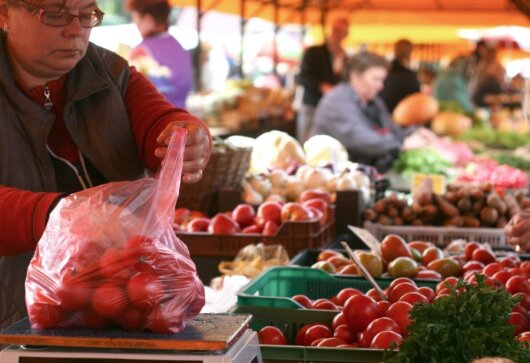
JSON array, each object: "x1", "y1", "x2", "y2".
[{"x1": 25, "y1": 128, "x2": 205, "y2": 333}]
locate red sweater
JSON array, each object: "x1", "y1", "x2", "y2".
[{"x1": 0, "y1": 68, "x2": 207, "y2": 255}]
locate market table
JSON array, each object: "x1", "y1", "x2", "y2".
[{"x1": 0, "y1": 314, "x2": 261, "y2": 363}]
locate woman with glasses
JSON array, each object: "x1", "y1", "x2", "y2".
[{"x1": 0, "y1": 0, "x2": 211, "y2": 329}]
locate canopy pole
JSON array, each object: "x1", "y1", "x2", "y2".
[
  {"x1": 239, "y1": 0, "x2": 246, "y2": 79},
  {"x1": 194, "y1": 0, "x2": 203, "y2": 92},
  {"x1": 320, "y1": 0, "x2": 327, "y2": 42},
  {"x1": 273, "y1": 0, "x2": 279, "y2": 77}
]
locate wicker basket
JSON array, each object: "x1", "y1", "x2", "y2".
[{"x1": 176, "y1": 142, "x2": 252, "y2": 214}]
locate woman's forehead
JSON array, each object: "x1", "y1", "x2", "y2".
[{"x1": 34, "y1": 0, "x2": 98, "y2": 8}]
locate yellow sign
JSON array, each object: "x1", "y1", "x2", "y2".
[{"x1": 412, "y1": 174, "x2": 446, "y2": 195}]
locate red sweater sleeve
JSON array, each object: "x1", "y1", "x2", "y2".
[
  {"x1": 125, "y1": 67, "x2": 212, "y2": 172},
  {"x1": 0, "y1": 186, "x2": 62, "y2": 255}
]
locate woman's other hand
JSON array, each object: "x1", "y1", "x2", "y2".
[
  {"x1": 156, "y1": 121, "x2": 210, "y2": 183},
  {"x1": 505, "y1": 212, "x2": 530, "y2": 252}
]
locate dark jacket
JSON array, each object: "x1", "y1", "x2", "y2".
[
  {"x1": 0, "y1": 33, "x2": 144, "y2": 329},
  {"x1": 296, "y1": 44, "x2": 343, "y2": 107},
  {"x1": 380, "y1": 59, "x2": 420, "y2": 112}
]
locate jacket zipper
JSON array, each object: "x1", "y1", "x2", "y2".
[{"x1": 43, "y1": 86, "x2": 53, "y2": 110}]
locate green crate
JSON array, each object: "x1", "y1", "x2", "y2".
[
  {"x1": 237, "y1": 266, "x2": 438, "y2": 310},
  {"x1": 233, "y1": 305, "x2": 388, "y2": 362}
]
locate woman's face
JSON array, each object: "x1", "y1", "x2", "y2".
[
  {"x1": 2, "y1": 0, "x2": 98, "y2": 87},
  {"x1": 350, "y1": 66, "x2": 388, "y2": 102}
]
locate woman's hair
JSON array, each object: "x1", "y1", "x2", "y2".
[
  {"x1": 344, "y1": 51, "x2": 389, "y2": 80},
  {"x1": 125, "y1": 0, "x2": 171, "y2": 27}
]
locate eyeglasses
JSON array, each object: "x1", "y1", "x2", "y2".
[{"x1": 18, "y1": 0, "x2": 104, "y2": 28}]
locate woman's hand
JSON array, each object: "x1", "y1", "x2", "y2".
[
  {"x1": 155, "y1": 121, "x2": 210, "y2": 184},
  {"x1": 505, "y1": 212, "x2": 530, "y2": 252}
]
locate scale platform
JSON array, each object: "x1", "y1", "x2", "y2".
[{"x1": 0, "y1": 314, "x2": 252, "y2": 351}]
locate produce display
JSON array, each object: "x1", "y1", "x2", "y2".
[
  {"x1": 392, "y1": 148, "x2": 454, "y2": 177},
  {"x1": 457, "y1": 159, "x2": 529, "y2": 189},
  {"x1": 255, "y1": 275, "x2": 530, "y2": 357},
  {"x1": 174, "y1": 188, "x2": 333, "y2": 235},
  {"x1": 242, "y1": 165, "x2": 371, "y2": 206},
  {"x1": 392, "y1": 93, "x2": 439, "y2": 126},
  {"x1": 363, "y1": 182, "x2": 530, "y2": 228},
  {"x1": 457, "y1": 126, "x2": 530, "y2": 150}
]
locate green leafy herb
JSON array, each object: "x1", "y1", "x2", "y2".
[
  {"x1": 385, "y1": 275, "x2": 530, "y2": 363},
  {"x1": 392, "y1": 148, "x2": 453, "y2": 176}
]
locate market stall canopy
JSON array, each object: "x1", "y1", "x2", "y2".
[{"x1": 169, "y1": 0, "x2": 530, "y2": 27}]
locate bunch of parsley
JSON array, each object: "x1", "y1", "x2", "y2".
[{"x1": 385, "y1": 276, "x2": 530, "y2": 363}]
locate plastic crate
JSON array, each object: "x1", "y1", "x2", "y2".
[
  {"x1": 178, "y1": 219, "x2": 335, "y2": 258},
  {"x1": 237, "y1": 266, "x2": 438, "y2": 310},
  {"x1": 232, "y1": 305, "x2": 387, "y2": 363},
  {"x1": 365, "y1": 222, "x2": 506, "y2": 248}
]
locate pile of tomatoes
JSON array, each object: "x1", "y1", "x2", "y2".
[{"x1": 26, "y1": 235, "x2": 204, "y2": 333}]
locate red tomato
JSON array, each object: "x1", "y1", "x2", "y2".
[
  {"x1": 115, "y1": 305, "x2": 146, "y2": 331},
  {"x1": 57, "y1": 276, "x2": 93, "y2": 312},
  {"x1": 363, "y1": 317, "x2": 401, "y2": 343},
  {"x1": 370, "y1": 331, "x2": 403, "y2": 349},
  {"x1": 389, "y1": 283, "x2": 418, "y2": 303},
  {"x1": 337, "y1": 287, "x2": 362, "y2": 306},
  {"x1": 333, "y1": 324, "x2": 355, "y2": 343},
  {"x1": 518, "y1": 331, "x2": 530, "y2": 345},
  {"x1": 71, "y1": 240, "x2": 104, "y2": 270},
  {"x1": 357, "y1": 331, "x2": 371, "y2": 347},
  {"x1": 418, "y1": 286, "x2": 435, "y2": 302},
  {"x1": 292, "y1": 294, "x2": 313, "y2": 308},
  {"x1": 295, "y1": 323, "x2": 319, "y2": 345},
  {"x1": 304, "y1": 324, "x2": 333, "y2": 346},
  {"x1": 147, "y1": 306, "x2": 173, "y2": 333},
  {"x1": 408, "y1": 241, "x2": 434, "y2": 254},
  {"x1": 317, "y1": 249, "x2": 343, "y2": 262},
  {"x1": 376, "y1": 300, "x2": 391, "y2": 316},
  {"x1": 99, "y1": 248, "x2": 135, "y2": 281},
  {"x1": 520, "y1": 261, "x2": 530, "y2": 277},
  {"x1": 385, "y1": 301, "x2": 413, "y2": 334},
  {"x1": 380, "y1": 234, "x2": 412, "y2": 262},
  {"x1": 508, "y1": 267, "x2": 523, "y2": 277},
  {"x1": 471, "y1": 248, "x2": 496, "y2": 265},
  {"x1": 499, "y1": 255, "x2": 521, "y2": 269},
  {"x1": 317, "y1": 337, "x2": 347, "y2": 347},
  {"x1": 232, "y1": 204, "x2": 256, "y2": 229},
  {"x1": 258, "y1": 326, "x2": 287, "y2": 345},
  {"x1": 327, "y1": 256, "x2": 351, "y2": 271},
  {"x1": 492, "y1": 270, "x2": 512, "y2": 286},
  {"x1": 332, "y1": 312, "x2": 346, "y2": 330},
  {"x1": 464, "y1": 241, "x2": 481, "y2": 261},
  {"x1": 513, "y1": 292, "x2": 530, "y2": 310},
  {"x1": 482, "y1": 262, "x2": 503, "y2": 277},
  {"x1": 338, "y1": 264, "x2": 359, "y2": 275},
  {"x1": 343, "y1": 294, "x2": 379, "y2": 333},
  {"x1": 415, "y1": 269, "x2": 442, "y2": 280},
  {"x1": 422, "y1": 247, "x2": 444, "y2": 266},
  {"x1": 127, "y1": 272, "x2": 165, "y2": 309},
  {"x1": 386, "y1": 277, "x2": 416, "y2": 296},
  {"x1": 462, "y1": 260, "x2": 485, "y2": 274},
  {"x1": 506, "y1": 275, "x2": 530, "y2": 295},
  {"x1": 435, "y1": 277, "x2": 459, "y2": 295},
  {"x1": 508, "y1": 312, "x2": 529, "y2": 336},
  {"x1": 312, "y1": 298, "x2": 339, "y2": 310},
  {"x1": 399, "y1": 292, "x2": 429, "y2": 305},
  {"x1": 91, "y1": 283, "x2": 128, "y2": 319},
  {"x1": 366, "y1": 288, "x2": 385, "y2": 302},
  {"x1": 28, "y1": 289, "x2": 65, "y2": 329}
]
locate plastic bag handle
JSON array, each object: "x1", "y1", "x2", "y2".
[{"x1": 142, "y1": 128, "x2": 187, "y2": 233}]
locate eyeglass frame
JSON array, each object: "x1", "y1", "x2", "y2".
[{"x1": 17, "y1": 0, "x2": 105, "y2": 28}]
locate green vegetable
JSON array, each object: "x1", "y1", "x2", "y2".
[
  {"x1": 385, "y1": 275, "x2": 530, "y2": 363},
  {"x1": 392, "y1": 149, "x2": 453, "y2": 176},
  {"x1": 491, "y1": 154, "x2": 530, "y2": 171},
  {"x1": 458, "y1": 127, "x2": 530, "y2": 150}
]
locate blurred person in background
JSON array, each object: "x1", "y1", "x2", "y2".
[
  {"x1": 126, "y1": 0, "x2": 193, "y2": 108},
  {"x1": 295, "y1": 17, "x2": 349, "y2": 144},
  {"x1": 380, "y1": 39, "x2": 420, "y2": 113},
  {"x1": 466, "y1": 39, "x2": 489, "y2": 96},
  {"x1": 418, "y1": 67, "x2": 437, "y2": 95},
  {"x1": 310, "y1": 52, "x2": 409, "y2": 173},
  {"x1": 472, "y1": 47, "x2": 505, "y2": 108},
  {"x1": 433, "y1": 55, "x2": 474, "y2": 113}
]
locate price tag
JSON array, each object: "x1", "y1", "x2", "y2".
[
  {"x1": 348, "y1": 225, "x2": 381, "y2": 255},
  {"x1": 412, "y1": 174, "x2": 446, "y2": 195}
]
